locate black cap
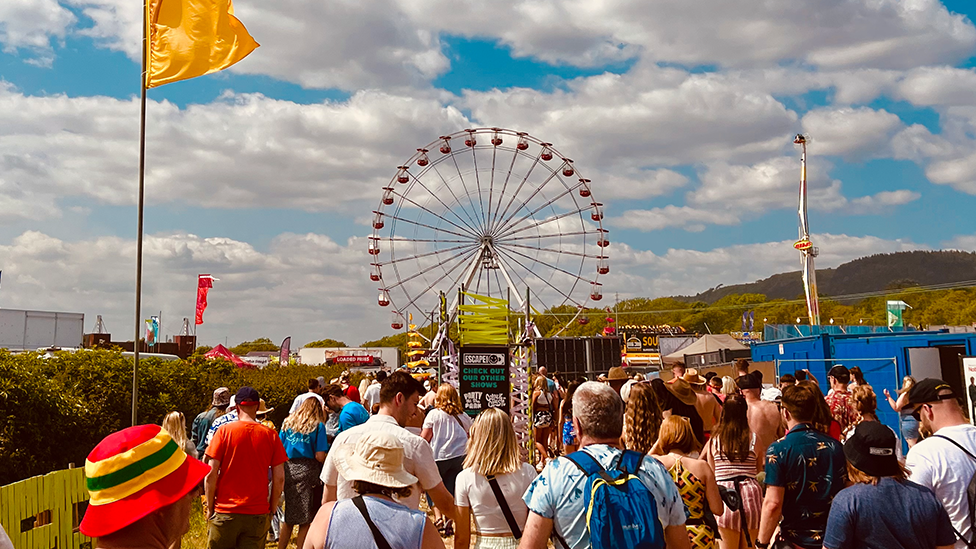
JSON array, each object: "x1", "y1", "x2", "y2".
[
  {"x1": 235, "y1": 386, "x2": 260, "y2": 406},
  {"x1": 828, "y1": 364, "x2": 850, "y2": 384},
  {"x1": 736, "y1": 372, "x2": 761, "y2": 390},
  {"x1": 844, "y1": 421, "x2": 901, "y2": 477},
  {"x1": 908, "y1": 378, "x2": 955, "y2": 407}
]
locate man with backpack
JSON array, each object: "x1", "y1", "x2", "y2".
[
  {"x1": 520, "y1": 381, "x2": 689, "y2": 549},
  {"x1": 906, "y1": 378, "x2": 976, "y2": 549}
]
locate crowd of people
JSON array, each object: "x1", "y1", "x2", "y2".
[{"x1": 71, "y1": 360, "x2": 976, "y2": 549}]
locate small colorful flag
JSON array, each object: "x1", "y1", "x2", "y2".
[
  {"x1": 196, "y1": 275, "x2": 218, "y2": 325},
  {"x1": 279, "y1": 337, "x2": 291, "y2": 366}
]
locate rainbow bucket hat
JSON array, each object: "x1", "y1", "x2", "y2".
[{"x1": 79, "y1": 424, "x2": 209, "y2": 537}]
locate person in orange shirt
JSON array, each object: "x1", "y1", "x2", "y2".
[{"x1": 205, "y1": 387, "x2": 288, "y2": 549}]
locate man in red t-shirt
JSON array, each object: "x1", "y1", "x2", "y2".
[{"x1": 205, "y1": 387, "x2": 287, "y2": 549}]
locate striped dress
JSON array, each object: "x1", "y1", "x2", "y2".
[{"x1": 712, "y1": 434, "x2": 763, "y2": 531}]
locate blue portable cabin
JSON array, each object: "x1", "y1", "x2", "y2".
[{"x1": 751, "y1": 327, "x2": 976, "y2": 448}]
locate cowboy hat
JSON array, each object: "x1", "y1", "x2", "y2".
[
  {"x1": 682, "y1": 369, "x2": 706, "y2": 385},
  {"x1": 256, "y1": 398, "x2": 274, "y2": 415},
  {"x1": 666, "y1": 378, "x2": 698, "y2": 406},
  {"x1": 80, "y1": 424, "x2": 209, "y2": 538},
  {"x1": 332, "y1": 431, "x2": 418, "y2": 489}
]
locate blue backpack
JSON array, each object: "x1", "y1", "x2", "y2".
[{"x1": 553, "y1": 449, "x2": 665, "y2": 549}]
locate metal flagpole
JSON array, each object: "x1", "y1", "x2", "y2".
[{"x1": 132, "y1": 0, "x2": 149, "y2": 426}]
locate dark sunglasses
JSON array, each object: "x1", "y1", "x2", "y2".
[{"x1": 911, "y1": 394, "x2": 957, "y2": 420}]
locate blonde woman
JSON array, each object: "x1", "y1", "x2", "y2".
[
  {"x1": 422, "y1": 383, "x2": 473, "y2": 535},
  {"x1": 721, "y1": 376, "x2": 738, "y2": 399},
  {"x1": 278, "y1": 397, "x2": 329, "y2": 549},
  {"x1": 162, "y1": 411, "x2": 197, "y2": 459},
  {"x1": 654, "y1": 416, "x2": 724, "y2": 549},
  {"x1": 884, "y1": 375, "x2": 918, "y2": 448},
  {"x1": 454, "y1": 408, "x2": 538, "y2": 549}
]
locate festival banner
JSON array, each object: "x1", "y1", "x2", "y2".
[
  {"x1": 279, "y1": 336, "x2": 291, "y2": 366},
  {"x1": 964, "y1": 357, "x2": 976, "y2": 426},
  {"x1": 195, "y1": 275, "x2": 216, "y2": 325}
]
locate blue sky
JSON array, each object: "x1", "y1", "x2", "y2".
[{"x1": 1, "y1": 0, "x2": 976, "y2": 346}]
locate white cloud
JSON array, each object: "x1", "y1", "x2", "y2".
[
  {"x1": 608, "y1": 233, "x2": 927, "y2": 298},
  {"x1": 0, "y1": 229, "x2": 930, "y2": 345},
  {"x1": 611, "y1": 206, "x2": 739, "y2": 233},
  {"x1": 0, "y1": 0, "x2": 75, "y2": 63},
  {"x1": 0, "y1": 85, "x2": 470, "y2": 214},
  {"x1": 800, "y1": 107, "x2": 905, "y2": 159}
]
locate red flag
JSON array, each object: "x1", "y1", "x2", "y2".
[
  {"x1": 280, "y1": 337, "x2": 291, "y2": 366},
  {"x1": 196, "y1": 275, "x2": 215, "y2": 325}
]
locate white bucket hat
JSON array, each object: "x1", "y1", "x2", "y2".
[{"x1": 333, "y1": 431, "x2": 418, "y2": 489}]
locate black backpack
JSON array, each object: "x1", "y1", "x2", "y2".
[{"x1": 934, "y1": 434, "x2": 976, "y2": 549}]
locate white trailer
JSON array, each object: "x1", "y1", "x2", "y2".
[
  {"x1": 0, "y1": 308, "x2": 85, "y2": 351},
  {"x1": 298, "y1": 347, "x2": 399, "y2": 370}
]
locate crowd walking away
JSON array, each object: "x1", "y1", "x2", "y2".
[{"x1": 70, "y1": 362, "x2": 976, "y2": 549}]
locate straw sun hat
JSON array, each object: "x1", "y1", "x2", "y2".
[{"x1": 333, "y1": 432, "x2": 418, "y2": 489}]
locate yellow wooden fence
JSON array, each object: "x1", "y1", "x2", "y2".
[{"x1": 0, "y1": 468, "x2": 91, "y2": 549}]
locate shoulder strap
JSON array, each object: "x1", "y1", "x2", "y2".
[
  {"x1": 934, "y1": 434, "x2": 976, "y2": 461},
  {"x1": 618, "y1": 449, "x2": 646, "y2": 475},
  {"x1": 563, "y1": 450, "x2": 604, "y2": 476},
  {"x1": 486, "y1": 475, "x2": 522, "y2": 539},
  {"x1": 352, "y1": 496, "x2": 394, "y2": 549},
  {"x1": 933, "y1": 435, "x2": 976, "y2": 548}
]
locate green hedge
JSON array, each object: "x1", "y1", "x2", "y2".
[{"x1": 0, "y1": 349, "x2": 343, "y2": 485}]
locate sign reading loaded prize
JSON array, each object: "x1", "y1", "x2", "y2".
[{"x1": 459, "y1": 345, "x2": 511, "y2": 416}]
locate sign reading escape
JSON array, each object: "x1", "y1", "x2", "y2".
[{"x1": 459, "y1": 346, "x2": 510, "y2": 416}]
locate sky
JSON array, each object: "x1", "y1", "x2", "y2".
[{"x1": 2, "y1": 0, "x2": 976, "y2": 347}]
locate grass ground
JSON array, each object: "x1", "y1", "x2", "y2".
[{"x1": 182, "y1": 499, "x2": 458, "y2": 549}]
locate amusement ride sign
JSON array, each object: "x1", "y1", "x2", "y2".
[{"x1": 458, "y1": 345, "x2": 510, "y2": 416}]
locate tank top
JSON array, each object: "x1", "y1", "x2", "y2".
[
  {"x1": 668, "y1": 456, "x2": 715, "y2": 549},
  {"x1": 712, "y1": 433, "x2": 758, "y2": 481},
  {"x1": 324, "y1": 497, "x2": 426, "y2": 549}
]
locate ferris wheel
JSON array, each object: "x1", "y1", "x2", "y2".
[{"x1": 368, "y1": 127, "x2": 609, "y2": 333}]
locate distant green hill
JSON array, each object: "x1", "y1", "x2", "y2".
[{"x1": 680, "y1": 250, "x2": 976, "y2": 303}]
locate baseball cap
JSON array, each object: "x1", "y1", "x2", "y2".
[
  {"x1": 908, "y1": 378, "x2": 956, "y2": 409},
  {"x1": 235, "y1": 387, "x2": 260, "y2": 407},
  {"x1": 844, "y1": 421, "x2": 901, "y2": 477}
]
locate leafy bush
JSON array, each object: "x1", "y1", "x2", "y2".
[{"x1": 0, "y1": 349, "x2": 343, "y2": 485}]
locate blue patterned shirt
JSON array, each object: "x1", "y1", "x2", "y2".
[
  {"x1": 765, "y1": 423, "x2": 847, "y2": 549},
  {"x1": 523, "y1": 444, "x2": 686, "y2": 549}
]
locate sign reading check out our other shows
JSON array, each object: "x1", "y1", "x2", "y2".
[{"x1": 459, "y1": 345, "x2": 511, "y2": 416}]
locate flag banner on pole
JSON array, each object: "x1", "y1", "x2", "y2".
[
  {"x1": 145, "y1": 319, "x2": 155, "y2": 344},
  {"x1": 279, "y1": 336, "x2": 291, "y2": 366},
  {"x1": 196, "y1": 274, "x2": 215, "y2": 325},
  {"x1": 146, "y1": 0, "x2": 259, "y2": 88},
  {"x1": 886, "y1": 300, "x2": 911, "y2": 328},
  {"x1": 151, "y1": 316, "x2": 160, "y2": 343}
]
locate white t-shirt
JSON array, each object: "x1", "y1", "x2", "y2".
[
  {"x1": 321, "y1": 414, "x2": 443, "y2": 510},
  {"x1": 422, "y1": 409, "x2": 473, "y2": 461},
  {"x1": 907, "y1": 423, "x2": 976, "y2": 549},
  {"x1": 363, "y1": 383, "x2": 381, "y2": 414},
  {"x1": 455, "y1": 463, "x2": 538, "y2": 535},
  {"x1": 289, "y1": 391, "x2": 325, "y2": 414}
]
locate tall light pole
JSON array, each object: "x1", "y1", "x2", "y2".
[{"x1": 793, "y1": 134, "x2": 821, "y2": 326}]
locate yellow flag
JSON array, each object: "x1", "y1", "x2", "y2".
[{"x1": 146, "y1": 0, "x2": 259, "y2": 88}]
